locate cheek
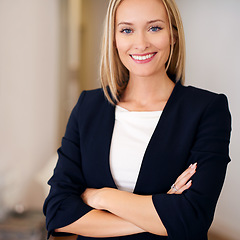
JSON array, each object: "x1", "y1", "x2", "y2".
[
  {"x1": 154, "y1": 34, "x2": 171, "y2": 50},
  {"x1": 115, "y1": 35, "x2": 131, "y2": 54},
  {"x1": 115, "y1": 41, "x2": 131, "y2": 68}
]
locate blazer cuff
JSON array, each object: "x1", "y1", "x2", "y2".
[{"x1": 46, "y1": 195, "x2": 93, "y2": 238}]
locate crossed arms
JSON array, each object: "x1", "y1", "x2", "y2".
[{"x1": 55, "y1": 164, "x2": 197, "y2": 237}]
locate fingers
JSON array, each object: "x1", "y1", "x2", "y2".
[
  {"x1": 168, "y1": 163, "x2": 197, "y2": 194},
  {"x1": 175, "y1": 163, "x2": 197, "y2": 183},
  {"x1": 81, "y1": 188, "x2": 97, "y2": 205},
  {"x1": 174, "y1": 180, "x2": 192, "y2": 194},
  {"x1": 175, "y1": 163, "x2": 196, "y2": 189},
  {"x1": 81, "y1": 188, "x2": 107, "y2": 210}
]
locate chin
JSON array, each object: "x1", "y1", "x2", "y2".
[{"x1": 131, "y1": 68, "x2": 160, "y2": 78}]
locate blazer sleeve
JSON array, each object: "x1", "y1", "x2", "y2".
[
  {"x1": 43, "y1": 91, "x2": 93, "y2": 238},
  {"x1": 152, "y1": 94, "x2": 231, "y2": 240}
]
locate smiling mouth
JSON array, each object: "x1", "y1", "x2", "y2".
[{"x1": 130, "y1": 53, "x2": 156, "y2": 61}]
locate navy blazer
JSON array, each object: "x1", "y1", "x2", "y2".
[{"x1": 43, "y1": 82, "x2": 231, "y2": 240}]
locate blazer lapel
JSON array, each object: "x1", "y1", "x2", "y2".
[
  {"x1": 133, "y1": 81, "x2": 184, "y2": 194},
  {"x1": 101, "y1": 102, "x2": 118, "y2": 189}
]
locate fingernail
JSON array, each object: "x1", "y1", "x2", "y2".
[
  {"x1": 191, "y1": 162, "x2": 197, "y2": 169},
  {"x1": 189, "y1": 164, "x2": 193, "y2": 168},
  {"x1": 187, "y1": 180, "x2": 192, "y2": 185}
]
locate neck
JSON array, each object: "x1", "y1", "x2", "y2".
[{"x1": 120, "y1": 72, "x2": 175, "y2": 110}]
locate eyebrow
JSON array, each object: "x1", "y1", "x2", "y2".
[{"x1": 117, "y1": 19, "x2": 165, "y2": 26}]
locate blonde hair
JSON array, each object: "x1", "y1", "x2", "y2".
[{"x1": 100, "y1": 0, "x2": 185, "y2": 104}]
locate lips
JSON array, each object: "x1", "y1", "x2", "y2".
[{"x1": 130, "y1": 53, "x2": 157, "y2": 63}]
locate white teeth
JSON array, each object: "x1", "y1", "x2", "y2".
[{"x1": 131, "y1": 53, "x2": 155, "y2": 61}]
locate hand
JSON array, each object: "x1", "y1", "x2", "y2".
[
  {"x1": 81, "y1": 187, "x2": 109, "y2": 210},
  {"x1": 167, "y1": 163, "x2": 197, "y2": 194}
]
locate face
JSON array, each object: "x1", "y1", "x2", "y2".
[{"x1": 115, "y1": 0, "x2": 172, "y2": 79}]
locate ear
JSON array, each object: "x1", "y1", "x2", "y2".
[
  {"x1": 170, "y1": 36, "x2": 176, "y2": 46},
  {"x1": 172, "y1": 27, "x2": 178, "y2": 45},
  {"x1": 173, "y1": 37, "x2": 177, "y2": 45}
]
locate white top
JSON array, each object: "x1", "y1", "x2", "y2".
[{"x1": 110, "y1": 105, "x2": 162, "y2": 192}]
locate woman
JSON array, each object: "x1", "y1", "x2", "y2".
[{"x1": 43, "y1": 0, "x2": 231, "y2": 239}]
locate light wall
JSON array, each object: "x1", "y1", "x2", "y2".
[
  {"x1": 176, "y1": 0, "x2": 240, "y2": 239},
  {"x1": 0, "y1": 0, "x2": 60, "y2": 210}
]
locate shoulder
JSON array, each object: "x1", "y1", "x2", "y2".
[
  {"x1": 81, "y1": 87, "x2": 106, "y2": 102},
  {"x1": 75, "y1": 87, "x2": 110, "y2": 110},
  {"x1": 181, "y1": 84, "x2": 220, "y2": 101},
  {"x1": 171, "y1": 83, "x2": 231, "y2": 128},
  {"x1": 178, "y1": 83, "x2": 229, "y2": 110},
  {"x1": 73, "y1": 88, "x2": 114, "y2": 124}
]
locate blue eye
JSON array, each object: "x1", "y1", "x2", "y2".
[
  {"x1": 120, "y1": 28, "x2": 132, "y2": 34},
  {"x1": 149, "y1": 26, "x2": 162, "y2": 32}
]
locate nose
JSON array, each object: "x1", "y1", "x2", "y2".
[{"x1": 134, "y1": 32, "x2": 150, "y2": 51}]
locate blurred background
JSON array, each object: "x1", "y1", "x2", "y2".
[{"x1": 0, "y1": 0, "x2": 239, "y2": 239}]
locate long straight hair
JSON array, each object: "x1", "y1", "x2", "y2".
[{"x1": 100, "y1": 0, "x2": 186, "y2": 104}]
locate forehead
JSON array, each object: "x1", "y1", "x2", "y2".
[{"x1": 115, "y1": 0, "x2": 168, "y2": 23}]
